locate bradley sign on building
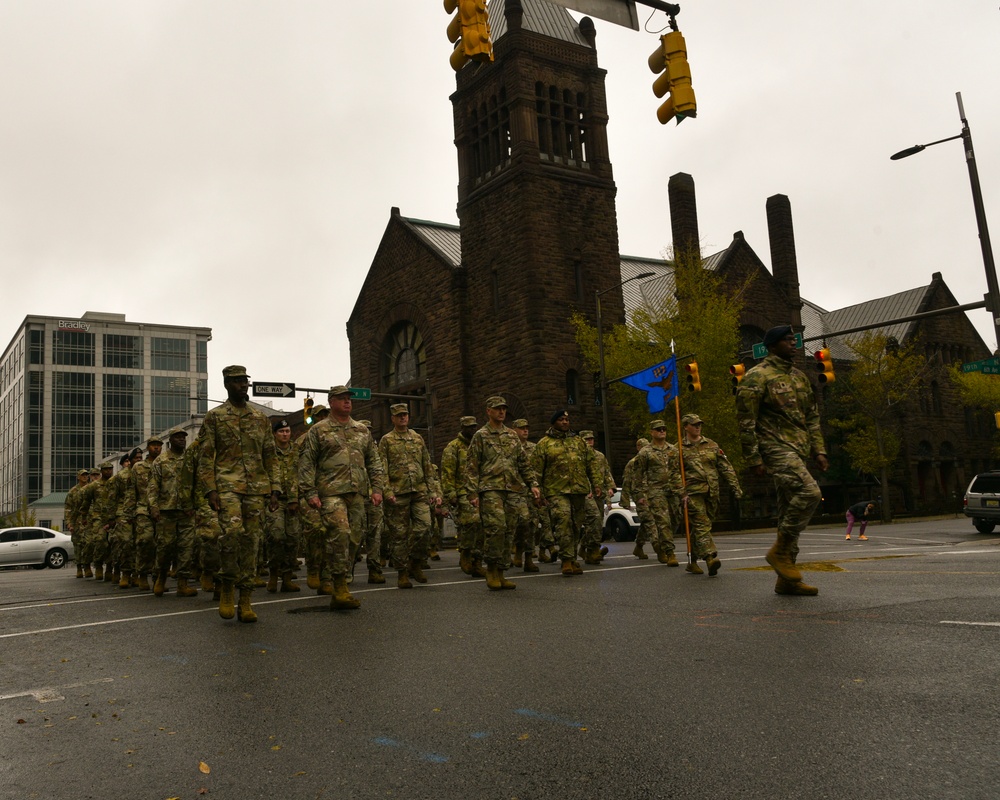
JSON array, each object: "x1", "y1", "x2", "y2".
[{"x1": 57, "y1": 319, "x2": 91, "y2": 332}]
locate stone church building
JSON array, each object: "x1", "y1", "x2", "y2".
[{"x1": 347, "y1": 0, "x2": 995, "y2": 519}]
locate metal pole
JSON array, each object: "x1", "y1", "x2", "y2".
[
  {"x1": 596, "y1": 290, "x2": 611, "y2": 467},
  {"x1": 957, "y1": 92, "x2": 1000, "y2": 352}
]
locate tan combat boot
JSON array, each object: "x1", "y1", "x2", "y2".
[
  {"x1": 409, "y1": 560, "x2": 428, "y2": 584},
  {"x1": 485, "y1": 565, "x2": 502, "y2": 591},
  {"x1": 266, "y1": 567, "x2": 279, "y2": 593},
  {"x1": 138, "y1": 573, "x2": 151, "y2": 592},
  {"x1": 94, "y1": 566, "x2": 104, "y2": 581},
  {"x1": 280, "y1": 571, "x2": 301, "y2": 592},
  {"x1": 498, "y1": 570, "x2": 516, "y2": 590},
  {"x1": 218, "y1": 582, "x2": 236, "y2": 619},
  {"x1": 84, "y1": 565, "x2": 94, "y2": 579},
  {"x1": 306, "y1": 568, "x2": 320, "y2": 591},
  {"x1": 459, "y1": 550, "x2": 473, "y2": 575},
  {"x1": 200, "y1": 573, "x2": 215, "y2": 593},
  {"x1": 236, "y1": 589, "x2": 257, "y2": 623},
  {"x1": 118, "y1": 571, "x2": 130, "y2": 589},
  {"x1": 397, "y1": 569, "x2": 412, "y2": 589},
  {"x1": 685, "y1": 560, "x2": 704, "y2": 575},
  {"x1": 331, "y1": 575, "x2": 361, "y2": 610},
  {"x1": 774, "y1": 576, "x2": 819, "y2": 596},
  {"x1": 561, "y1": 559, "x2": 575, "y2": 577},
  {"x1": 175, "y1": 577, "x2": 198, "y2": 597},
  {"x1": 153, "y1": 569, "x2": 167, "y2": 596},
  {"x1": 470, "y1": 559, "x2": 487, "y2": 578},
  {"x1": 570, "y1": 560, "x2": 584, "y2": 575},
  {"x1": 106, "y1": 567, "x2": 117, "y2": 584},
  {"x1": 707, "y1": 554, "x2": 721, "y2": 577},
  {"x1": 633, "y1": 543, "x2": 648, "y2": 560},
  {"x1": 765, "y1": 534, "x2": 802, "y2": 582},
  {"x1": 317, "y1": 581, "x2": 334, "y2": 596},
  {"x1": 367, "y1": 568, "x2": 386, "y2": 584},
  {"x1": 523, "y1": 552, "x2": 539, "y2": 573},
  {"x1": 76, "y1": 565, "x2": 84, "y2": 578},
  {"x1": 537, "y1": 547, "x2": 552, "y2": 564},
  {"x1": 665, "y1": 552, "x2": 679, "y2": 567},
  {"x1": 511, "y1": 550, "x2": 523, "y2": 569}
]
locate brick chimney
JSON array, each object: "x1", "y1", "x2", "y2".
[
  {"x1": 766, "y1": 194, "x2": 803, "y2": 326},
  {"x1": 668, "y1": 173, "x2": 700, "y2": 261}
]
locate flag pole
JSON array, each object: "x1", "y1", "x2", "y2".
[{"x1": 672, "y1": 343, "x2": 692, "y2": 566}]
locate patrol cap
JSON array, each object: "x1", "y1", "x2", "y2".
[
  {"x1": 650, "y1": 419, "x2": 667, "y2": 430},
  {"x1": 89, "y1": 467, "x2": 101, "y2": 475},
  {"x1": 77, "y1": 468, "x2": 89, "y2": 476},
  {"x1": 636, "y1": 438, "x2": 650, "y2": 448},
  {"x1": 486, "y1": 396, "x2": 507, "y2": 409},
  {"x1": 222, "y1": 365, "x2": 249, "y2": 379},
  {"x1": 147, "y1": 435, "x2": 163, "y2": 446},
  {"x1": 512, "y1": 418, "x2": 529, "y2": 428},
  {"x1": 579, "y1": 430, "x2": 595, "y2": 439},
  {"x1": 311, "y1": 404, "x2": 329, "y2": 417},
  {"x1": 272, "y1": 419, "x2": 291, "y2": 432},
  {"x1": 168, "y1": 426, "x2": 188, "y2": 437},
  {"x1": 460, "y1": 415, "x2": 478, "y2": 427},
  {"x1": 681, "y1": 413, "x2": 703, "y2": 426},
  {"x1": 762, "y1": 324, "x2": 794, "y2": 348},
  {"x1": 328, "y1": 385, "x2": 351, "y2": 397},
  {"x1": 357, "y1": 419, "x2": 372, "y2": 428},
  {"x1": 390, "y1": 403, "x2": 409, "y2": 416},
  {"x1": 100, "y1": 462, "x2": 113, "y2": 470}
]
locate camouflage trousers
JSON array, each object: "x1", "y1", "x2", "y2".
[
  {"x1": 429, "y1": 507, "x2": 445, "y2": 552},
  {"x1": 156, "y1": 510, "x2": 196, "y2": 579},
  {"x1": 537, "y1": 505, "x2": 555, "y2": 549},
  {"x1": 134, "y1": 515, "x2": 156, "y2": 575},
  {"x1": 451, "y1": 497, "x2": 483, "y2": 557},
  {"x1": 110, "y1": 518, "x2": 135, "y2": 573},
  {"x1": 194, "y1": 503, "x2": 222, "y2": 578},
  {"x1": 364, "y1": 499, "x2": 384, "y2": 570},
  {"x1": 265, "y1": 503, "x2": 301, "y2": 573},
  {"x1": 84, "y1": 521, "x2": 111, "y2": 567},
  {"x1": 479, "y1": 490, "x2": 528, "y2": 569},
  {"x1": 636, "y1": 505, "x2": 656, "y2": 546},
  {"x1": 384, "y1": 492, "x2": 431, "y2": 570},
  {"x1": 216, "y1": 492, "x2": 266, "y2": 591},
  {"x1": 644, "y1": 493, "x2": 676, "y2": 555},
  {"x1": 763, "y1": 447, "x2": 822, "y2": 558},
  {"x1": 317, "y1": 492, "x2": 366, "y2": 579},
  {"x1": 513, "y1": 492, "x2": 538, "y2": 556},
  {"x1": 685, "y1": 493, "x2": 719, "y2": 559},
  {"x1": 581, "y1": 495, "x2": 604, "y2": 555},
  {"x1": 546, "y1": 493, "x2": 587, "y2": 561},
  {"x1": 299, "y1": 502, "x2": 325, "y2": 575},
  {"x1": 69, "y1": 528, "x2": 84, "y2": 566}
]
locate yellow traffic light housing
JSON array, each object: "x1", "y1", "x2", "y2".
[
  {"x1": 994, "y1": 411, "x2": 1000, "y2": 430},
  {"x1": 445, "y1": 0, "x2": 494, "y2": 72},
  {"x1": 303, "y1": 396, "x2": 314, "y2": 425},
  {"x1": 685, "y1": 361, "x2": 702, "y2": 392},
  {"x1": 815, "y1": 349, "x2": 836, "y2": 384},
  {"x1": 647, "y1": 30, "x2": 697, "y2": 125},
  {"x1": 730, "y1": 363, "x2": 746, "y2": 395}
]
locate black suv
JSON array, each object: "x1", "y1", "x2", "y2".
[{"x1": 963, "y1": 471, "x2": 1000, "y2": 533}]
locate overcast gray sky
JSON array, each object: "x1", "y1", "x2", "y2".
[{"x1": 3, "y1": 1, "x2": 998, "y2": 412}]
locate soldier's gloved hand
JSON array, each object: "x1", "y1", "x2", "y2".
[
  {"x1": 207, "y1": 490, "x2": 220, "y2": 512},
  {"x1": 268, "y1": 491, "x2": 280, "y2": 512}
]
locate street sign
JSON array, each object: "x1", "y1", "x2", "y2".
[
  {"x1": 752, "y1": 332, "x2": 803, "y2": 359},
  {"x1": 252, "y1": 382, "x2": 295, "y2": 398},
  {"x1": 961, "y1": 356, "x2": 1000, "y2": 373},
  {"x1": 349, "y1": 387, "x2": 371, "y2": 401},
  {"x1": 982, "y1": 366, "x2": 1000, "y2": 375},
  {"x1": 544, "y1": 0, "x2": 640, "y2": 30}
]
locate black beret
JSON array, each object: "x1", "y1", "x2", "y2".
[
  {"x1": 763, "y1": 325, "x2": 793, "y2": 348},
  {"x1": 273, "y1": 419, "x2": 291, "y2": 432},
  {"x1": 550, "y1": 409, "x2": 569, "y2": 424}
]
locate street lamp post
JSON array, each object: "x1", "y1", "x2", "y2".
[
  {"x1": 596, "y1": 271, "x2": 655, "y2": 471},
  {"x1": 891, "y1": 92, "x2": 1000, "y2": 352}
]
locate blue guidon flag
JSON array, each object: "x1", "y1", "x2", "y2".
[{"x1": 620, "y1": 356, "x2": 680, "y2": 414}]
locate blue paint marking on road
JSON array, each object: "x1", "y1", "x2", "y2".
[
  {"x1": 514, "y1": 708, "x2": 585, "y2": 727},
  {"x1": 470, "y1": 731, "x2": 490, "y2": 739},
  {"x1": 158, "y1": 654, "x2": 188, "y2": 666},
  {"x1": 373, "y1": 736, "x2": 449, "y2": 763}
]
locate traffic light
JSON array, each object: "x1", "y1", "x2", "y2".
[
  {"x1": 303, "y1": 396, "x2": 314, "y2": 425},
  {"x1": 445, "y1": 0, "x2": 494, "y2": 72},
  {"x1": 647, "y1": 30, "x2": 697, "y2": 125},
  {"x1": 685, "y1": 361, "x2": 702, "y2": 392},
  {"x1": 815, "y1": 349, "x2": 836, "y2": 384},
  {"x1": 994, "y1": 411, "x2": 1000, "y2": 430},
  {"x1": 730, "y1": 363, "x2": 746, "y2": 395}
]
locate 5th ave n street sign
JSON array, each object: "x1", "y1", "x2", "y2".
[
  {"x1": 252, "y1": 382, "x2": 296, "y2": 398},
  {"x1": 961, "y1": 357, "x2": 1000, "y2": 373}
]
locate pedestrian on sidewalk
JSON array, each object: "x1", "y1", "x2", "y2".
[{"x1": 845, "y1": 501, "x2": 875, "y2": 540}]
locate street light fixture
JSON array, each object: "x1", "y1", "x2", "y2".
[
  {"x1": 596, "y1": 270, "x2": 656, "y2": 471},
  {"x1": 891, "y1": 92, "x2": 999, "y2": 352}
]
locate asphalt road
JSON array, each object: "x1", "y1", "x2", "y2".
[{"x1": 1, "y1": 516, "x2": 998, "y2": 800}]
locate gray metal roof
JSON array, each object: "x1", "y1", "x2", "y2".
[
  {"x1": 404, "y1": 218, "x2": 462, "y2": 267},
  {"x1": 489, "y1": 0, "x2": 591, "y2": 47},
  {"x1": 816, "y1": 285, "x2": 928, "y2": 360}
]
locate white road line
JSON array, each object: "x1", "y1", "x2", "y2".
[
  {"x1": 940, "y1": 620, "x2": 1000, "y2": 628},
  {"x1": 0, "y1": 677, "x2": 114, "y2": 703}
]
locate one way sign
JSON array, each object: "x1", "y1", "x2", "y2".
[{"x1": 252, "y1": 382, "x2": 296, "y2": 398}]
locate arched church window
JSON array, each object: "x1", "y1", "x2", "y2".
[{"x1": 381, "y1": 322, "x2": 426, "y2": 390}]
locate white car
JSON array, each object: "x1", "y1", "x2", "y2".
[
  {"x1": 603, "y1": 489, "x2": 640, "y2": 542},
  {"x1": 0, "y1": 527, "x2": 74, "y2": 569}
]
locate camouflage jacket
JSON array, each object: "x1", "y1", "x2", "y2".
[
  {"x1": 680, "y1": 435, "x2": 742, "y2": 499},
  {"x1": 592, "y1": 448, "x2": 615, "y2": 497},
  {"x1": 198, "y1": 400, "x2": 279, "y2": 497},
  {"x1": 632, "y1": 443, "x2": 683, "y2": 499},
  {"x1": 298, "y1": 417, "x2": 385, "y2": 501},
  {"x1": 531, "y1": 428, "x2": 601, "y2": 498},
  {"x1": 83, "y1": 477, "x2": 117, "y2": 527},
  {"x1": 440, "y1": 433, "x2": 471, "y2": 506},
  {"x1": 620, "y1": 456, "x2": 639, "y2": 507},
  {"x1": 132, "y1": 458, "x2": 156, "y2": 516},
  {"x1": 111, "y1": 465, "x2": 136, "y2": 520},
  {"x1": 465, "y1": 423, "x2": 537, "y2": 495},
  {"x1": 272, "y1": 441, "x2": 299, "y2": 503},
  {"x1": 735, "y1": 354, "x2": 826, "y2": 466},
  {"x1": 378, "y1": 429, "x2": 439, "y2": 498},
  {"x1": 149, "y1": 447, "x2": 187, "y2": 513},
  {"x1": 64, "y1": 483, "x2": 85, "y2": 531}
]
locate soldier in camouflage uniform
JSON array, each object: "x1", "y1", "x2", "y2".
[
  {"x1": 295, "y1": 404, "x2": 329, "y2": 591},
  {"x1": 579, "y1": 431, "x2": 614, "y2": 565},
  {"x1": 736, "y1": 325, "x2": 828, "y2": 596},
  {"x1": 64, "y1": 469, "x2": 90, "y2": 578},
  {"x1": 199, "y1": 365, "x2": 281, "y2": 623},
  {"x1": 531, "y1": 410, "x2": 602, "y2": 576},
  {"x1": 132, "y1": 436, "x2": 162, "y2": 591},
  {"x1": 179, "y1": 430, "x2": 222, "y2": 595},
  {"x1": 299, "y1": 385, "x2": 384, "y2": 608},
  {"x1": 679, "y1": 413, "x2": 743, "y2": 577},
  {"x1": 620, "y1": 438, "x2": 653, "y2": 559},
  {"x1": 465, "y1": 396, "x2": 540, "y2": 590},
  {"x1": 75, "y1": 467, "x2": 102, "y2": 578},
  {"x1": 354, "y1": 419, "x2": 386, "y2": 585},
  {"x1": 379, "y1": 403, "x2": 441, "y2": 588},
  {"x1": 428, "y1": 464, "x2": 445, "y2": 561},
  {"x1": 632, "y1": 419, "x2": 684, "y2": 566},
  {"x1": 110, "y1": 449, "x2": 142, "y2": 588},
  {"x1": 83, "y1": 462, "x2": 117, "y2": 580},
  {"x1": 264, "y1": 418, "x2": 301, "y2": 594},
  {"x1": 509, "y1": 419, "x2": 540, "y2": 572},
  {"x1": 441, "y1": 416, "x2": 486, "y2": 578},
  {"x1": 149, "y1": 427, "x2": 198, "y2": 598}
]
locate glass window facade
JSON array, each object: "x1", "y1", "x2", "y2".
[
  {"x1": 104, "y1": 334, "x2": 143, "y2": 369},
  {"x1": 51, "y1": 371, "x2": 94, "y2": 493},
  {"x1": 28, "y1": 329, "x2": 44, "y2": 364},
  {"x1": 103, "y1": 374, "x2": 144, "y2": 453},
  {"x1": 152, "y1": 375, "x2": 189, "y2": 433},
  {"x1": 196, "y1": 340, "x2": 208, "y2": 373},
  {"x1": 151, "y1": 337, "x2": 189, "y2": 371},
  {"x1": 52, "y1": 330, "x2": 95, "y2": 367}
]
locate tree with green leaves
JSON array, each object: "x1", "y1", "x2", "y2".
[
  {"x1": 573, "y1": 249, "x2": 747, "y2": 473},
  {"x1": 0, "y1": 497, "x2": 38, "y2": 529},
  {"x1": 828, "y1": 332, "x2": 928, "y2": 522}
]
